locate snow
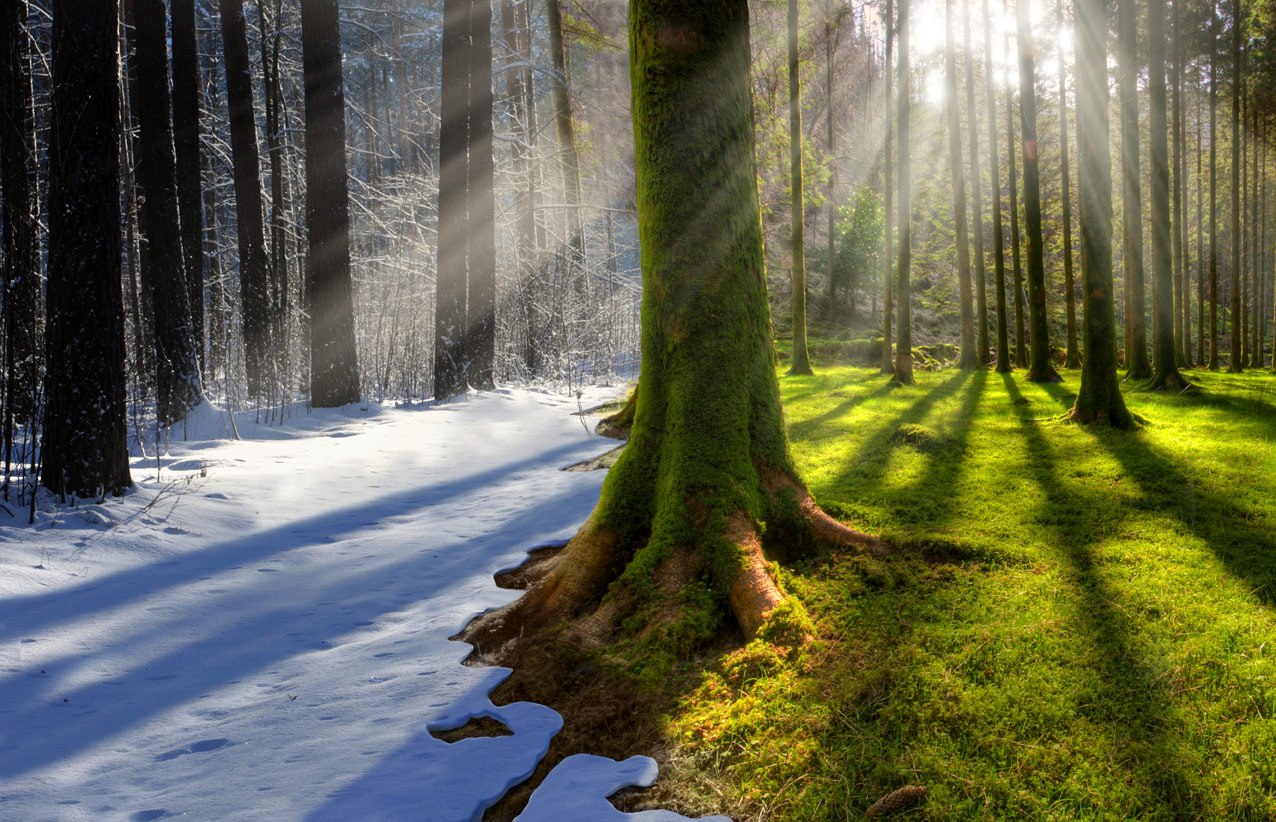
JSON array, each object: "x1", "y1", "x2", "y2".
[{"x1": 0, "y1": 388, "x2": 727, "y2": 821}]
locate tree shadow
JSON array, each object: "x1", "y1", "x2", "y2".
[
  {"x1": 787, "y1": 379, "x2": 899, "y2": 441},
  {"x1": 1001, "y1": 375, "x2": 1207, "y2": 816}
]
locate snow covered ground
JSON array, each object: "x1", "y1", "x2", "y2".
[{"x1": 0, "y1": 388, "x2": 727, "y2": 821}]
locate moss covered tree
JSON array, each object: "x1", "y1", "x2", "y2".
[
  {"x1": 893, "y1": 0, "x2": 915, "y2": 384},
  {"x1": 1071, "y1": 0, "x2": 1132, "y2": 426},
  {"x1": 787, "y1": 0, "x2": 813, "y2": 376},
  {"x1": 465, "y1": 0, "x2": 879, "y2": 653}
]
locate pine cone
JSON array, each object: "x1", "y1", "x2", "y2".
[{"x1": 865, "y1": 784, "x2": 928, "y2": 817}]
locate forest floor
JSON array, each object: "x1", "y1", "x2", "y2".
[
  {"x1": 635, "y1": 364, "x2": 1276, "y2": 820},
  {"x1": 0, "y1": 386, "x2": 722, "y2": 821}
]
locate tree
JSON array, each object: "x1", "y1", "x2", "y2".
[
  {"x1": 1209, "y1": 2, "x2": 1220, "y2": 370},
  {"x1": 1006, "y1": 32, "x2": 1028, "y2": 370},
  {"x1": 965, "y1": 0, "x2": 990, "y2": 364},
  {"x1": 1058, "y1": 0, "x2": 1081, "y2": 368},
  {"x1": 435, "y1": 0, "x2": 470, "y2": 401},
  {"x1": 985, "y1": 0, "x2": 1011, "y2": 373},
  {"x1": 1017, "y1": 0, "x2": 1061, "y2": 382},
  {"x1": 133, "y1": 0, "x2": 203, "y2": 426},
  {"x1": 465, "y1": 0, "x2": 496, "y2": 390},
  {"x1": 787, "y1": 0, "x2": 813, "y2": 376},
  {"x1": 220, "y1": 0, "x2": 273, "y2": 398},
  {"x1": 1118, "y1": 0, "x2": 1151, "y2": 379},
  {"x1": 1148, "y1": 0, "x2": 1194, "y2": 389},
  {"x1": 1228, "y1": 0, "x2": 1243, "y2": 372},
  {"x1": 881, "y1": 0, "x2": 895, "y2": 375},
  {"x1": 465, "y1": 0, "x2": 878, "y2": 652},
  {"x1": 947, "y1": 0, "x2": 978, "y2": 369},
  {"x1": 1070, "y1": 0, "x2": 1132, "y2": 426},
  {"x1": 546, "y1": 0, "x2": 586, "y2": 281},
  {"x1": 301, "y1": 0, "x2": 362, "y2": 407},
  {"x1": 42, "y1": 0, "x2": 132, "y2": 497},
  {"x1": 171, "y1": 0, "x2": 205, "y2": 376},
  {"x1": 1, "y1": 0, "x2": 38, "y2": 443},
  {"x1": 893, "y1": 0, "x2": 915, "y2": 384}
]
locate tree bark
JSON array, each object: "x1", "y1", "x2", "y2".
[
  {"x1": 1006, "y1": 33, "x2": 1027, "y2": 369},
  {"x1": 893, "y1": 0, "x2": 914, "y2": 384},
  {"x1": 435, "y1": 0, "x2": 470, "y2": 400},
  {"x1": 947, "y1": 0, "x2": 977, "y2": 370},
  {"x1": 965, "y1": 0, "x2": 989, "y2": 364},
  {"x1": 1118, "y1": 0, "x2": 1151, "y2": 379},
  {"x1": 985, "y1": 0, "x2": 1010, "y2": 373},
  {"x1": 301, "y1": 0, "x2": 362, "y2": 406},
  {"x1": 43, "y1": 0, "x2": 132, "y2": 497},
  {"x1": 1017, "y1": 0, "x2": 1059, "y2": 382},
  {"x1": 465, "y1": 0, "x2": 496, "y2": 390},
  {"x1": 172, "y1": 0, "x2": 205, "y2": 378},
  {"x1": 1070, "y1": 0, "x2": 1132, "y2": 426},
  {"x1": 1058, "y1": 0, "x2": 1080, "y2": 368},
  {"x1": 880, "y1": 0, "x2": 895, "y2": 375},
  {"x1": 1228, "y1": 0, "x2": 1243, "y2": 372},
  {"x1": 1209, "y1": 5, "x2": 1219, "y2": 369},
  {"x1": 787, "y1": 0, "x2": 813, "y2": 375},
  {"x1": 546, "y1": 0, "x2": 586, "y2": 284}
]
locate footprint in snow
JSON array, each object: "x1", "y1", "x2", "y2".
[{"x1": 154, "y1": 738, "x2": 232, "y2": 762}]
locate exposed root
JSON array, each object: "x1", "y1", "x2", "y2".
[
  {"x1": 762, "y1": 469, "x2": 888, "y2": 557},
  {"x1": 725, "y1": 515, "x2": 782, "y2": 640},
  {"x1": 595, "y1": 391, "x2": 636, "y2": 440}
]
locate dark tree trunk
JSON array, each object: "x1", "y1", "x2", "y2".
[
  {"x1": 133, "y1": 0, "x2": 203, "y2": 426},
  {"x1": 504, "y1": 0, "x2": 539, "y2": 371},
  {"x1": 1059, "y1": 0, "x2": 1080, "y2": 368},
  {"x1": 301, "y1": 0, "x2": 362, "y2": 407},
  {"x1": 171, "y1": 0, "x2": 205, "y2": 377},
  {"x1": 465, "y1": 0, "x2": 496, "y2": 390},
  {"x1": 1147, "y1": 0, "x2": 1191, "y2": 389},
  {"x1": 893, "y1": 0, "x2": 914, "y2": 384},
  {"x1": 43, "y1": 0, "x2": 132, "y2": 497},
  {"x1": 260, "y1": 0, "x2": 290, "y2": 391},
  {"x1": 1070, "y1": 0, "x2": 1131, "y2": 426},
  {"x1": 1, "y1": 0, "x2": 39, "y2": 432},
  {"x1": 947, "y1": 0, "x2": 977, "y2": 370},
  {"x1": 1017, "y1": 0, "x2": 1059, "y2": 382},
  {"x1": 880, "y1": 0, "x2": 895, "y2": 375},
  {"x1": 985, "y1": 0, "x2": 1010, "y2": 373},
  {"x1": 434, "y1": 0, "x2": 470, "y2": 401},
  {"x1": 220, "y1": 0, "x2": 273, "y2": 397},
  {"x1": 1118, "y1": 0, "x2": 1151, "y2": 379},
  {"x1": 1171, "y1": 0, "x2": 1191, "y2": 367},
  {"x1": 1228, "y1": 0, "x2": 1242, "y2": 372},
  {"x1": 787, "y1": 0, "x2": 813, "y2": 376},
  {"x1": 546, "y1": 0, "x2": 585, "y2": 283},
  {"x1": 965, "y1": 0, "x2": 989, "y2": 364},
  {"x1": 1209, "y1": 7, "x2": 1219, "y2": 369},
  {"x1": 1006, "y1": 37, "x2": 1027, "y2": 369}
]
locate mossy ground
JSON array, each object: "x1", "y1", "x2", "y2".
[{"x1": 632, "y1": 364, "x2": 1276, "y2": 820}]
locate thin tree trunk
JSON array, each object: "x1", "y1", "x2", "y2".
[
  {"x1": 893, "y1": 0, "x2": 914, "y2": 383},
  {"x1": 1058, "y1": 0, "x2": 1080, "y2": 368},
  {"x1": 1228, "y1": 0, "x2": 1242, "y2": 372},
  {"x1": 1209, "y1": 4, "x2": 1219, "y2": 369},
  {"x1": 948, "y1": 0, "x2": 977, "y2": 369},
  {"x1": 1118, "y1": 0, "x2": 1151, "y2": 378},
  {"x1": 1171, "y1": 0, "x2": 1191, "y2": 366},
  {"x1": 171, "y1": 0, "x2": 205, "y2": 378},
  {"x1": 881, "y1": 0, "x2": 895, "y2": 375},
  {"x1": 985, "y1": 0, "x2": 1010, "y2": 372},
  {"x1": 546, "y1": 0, "x2": 585, "y2": 284},
  {"x1": 1006, "y1": 32, "x2": 1027, "y2": 369},
  {"x1": 965, "y1": 0, "x2": 989, "y2": 364},
  {"x1": 435, "y1": 0, "x2": 470, "y2": 400},
  {"x1": 465, "y1": 0, "x2": 496, "y2": 389},
  {"x1": 788, "y1": 0, "x2": 813, "y2": 375}
]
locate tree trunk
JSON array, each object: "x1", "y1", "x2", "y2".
[
  {"x1": 880, "y1": 0, "x2": 895, "y2": 375},
  {"x1": 1118, "y1": 0, "x2": 1151, "y2": 379},
  {"x1": 464, "y1": 0, "x2": 879, "y2": 655},
  {"x1": 301, "y1": 0, "x2": 362, "y2": 407},
  {"x1": 546, "y1": 0, "x2": 586, "y2": 285},
  {"x1": 465, "y1": 0, "x2": 496, "y2": 390},
  {"x1": 1006, "y1": 35, "x2": 1027, "y2": 370},
  {"x1": 965, "y1": 0, "x2": 989, "y2": 364},
  {"x1": 1058, "y1": 0, "x2": 1080, "y2": 368},
  {"x1": 947, "y1": 0, "x2": 977, "y2": 370},
  {"x1": 985, "y1": 0, "x2": 1010, "y2": 373},
  {"x1": 219, "y1": 0, "x2": 273, "y2": 398},
  {"x1": 1228, "y1": 0, "x2": 1243, "y2": 373},
  {"x1": 1070, "y1": 0, "x2": 1132, "y2": 426},
  {"x1": 43, "y1": 0, "x2": 133, "y2": 497},
  {"x1": 1, "y1": 0, "x2": 38, "y2": 432},
  {"x1": 1147, "y1": 0, "x2": 1191, "y2": 389},
  {"x1": 824, "y1": 20, "x2": 838, "y2": 324},
  {"x1": 435, "y1": 0, "x2": 470, "y2": 401},
  {"x1": 1171, "y1": 0, "x2": 1191, "y2": 367},
  {"x1": 1208, "y1": 6, "x2": 1219, "y2": 369},
  {"x1": 504, "y1": 0, "x2": 539, "y2": 372},
  {"x1": 1017, "y1": 0, "x2": 1059, "y2": 382},
  {"x1": 259, "y1": 0, "x2": 290, "y2": 394},
  {"x1": 171, "y1": 0, "x2": 205, "y2": 378},
  {"x1": 133, "y1": 0, "x2": 203, "y2": 426},
  {"x1": 787, "y1": 0, "x2": 813, "y2": 376},
  {"x1": 893, "y1": 0, "x2": 914, "y2": 384}
]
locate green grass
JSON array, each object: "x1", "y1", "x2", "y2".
[{"x1": 663, "y1": 365, "x2": 1276, "y2": 820}]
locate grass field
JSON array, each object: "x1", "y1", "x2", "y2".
[{"x1": 655, "y1": 365, "x2": 1276, "y2": 820}]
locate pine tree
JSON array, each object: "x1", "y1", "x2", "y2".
[
  {"x1": 947, "y1": 0, "x2": 977, "y2": 369},
  {"x1": 788, "y1": 0, "x2": 814, "y2": 376},
  {"x1": 893, "y1": 0, "x2": 915, "y2": 384}
]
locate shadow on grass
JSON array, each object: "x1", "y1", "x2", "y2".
[
  {"x1": 1002, "y1": 375, "x2": 1207, "y2": 817},
  {"x1": 788, "y1": 378, "x2": 900, "y2": 441}
]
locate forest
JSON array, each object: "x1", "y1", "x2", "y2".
[{"x1": 3, "y1": 0, "x2": 1276, "y2": 818}]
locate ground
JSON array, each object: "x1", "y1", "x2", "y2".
[
  {"x1": 0, "y1": 389, "x2": 723, "y2": 821},
  {"x1": 638, "y1": 365, "x2": 1276, "y2": 819}
]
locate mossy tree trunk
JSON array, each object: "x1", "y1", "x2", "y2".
[
  {"x1": 1058, "y1": 0, "x2": 1080, "y2": 369},
  {"x1": 1017, "y1": 0, "x2": 1060, "y2": 383},
  {"x1": 984, "y1": 0, "x2": 1011, "y2": 373},
  {"x1": 1071, "y1": 0, "x2": 1131, "y2": 426},
  {"x1": 893, "y1": 0, "x2": 914, "y2": 384},
  {"x1": 1117, "y1": 0, "x2": 1151, "y2": 380},
  {"x1": 787, "y1": 0, "x2": 813, "y2": 376},
  {"x1": 880, "y1": 0, "x2": 895, "y2": 376},
  {"x1": 1208, "y1": 6, "x2": 1219, "y2": 370},
  {"x1": 946, "y1": 0, "x2": 977, "y2": 370},
  {"x1": 1171, "y1": 0, "x2": 1191, "y2": 368},
  {"x1": 1005, "y1": 38, "x2": 1028, "y2": 370},
  {"x1": 465, "y1": 0, "x2": 878, "y2": 654},
  {"x1": 1147, "y1": 0, "x2": 1192, "y2": 390},
  {"x1": 964, "y1": 0, "x2": 989, "y2": 365}
]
